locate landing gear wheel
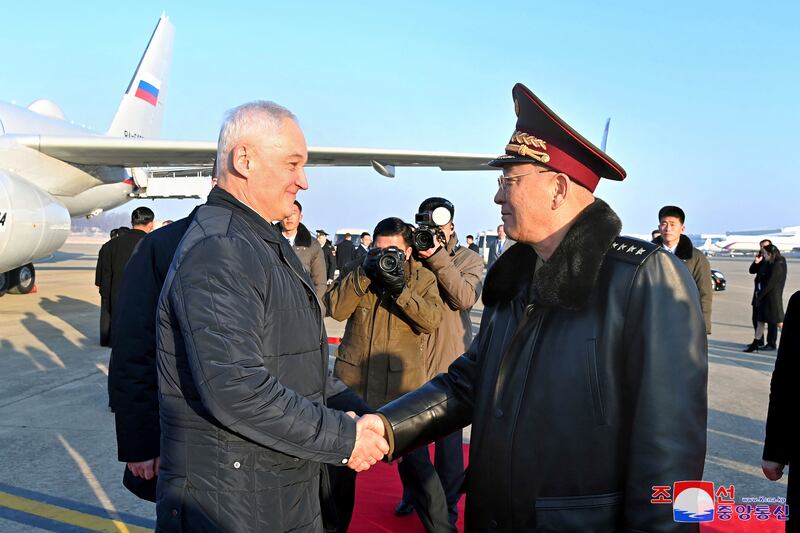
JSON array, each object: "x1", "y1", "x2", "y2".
[
  {"x1": 0, "y1": 271, "x2": 8, "y2": 296},
  {"x1": 8, "y1": 263, "x2": 36, "y2": 294}
]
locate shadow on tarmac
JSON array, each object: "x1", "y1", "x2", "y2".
[
  {"x1": 35, "y1": 251, "x2": 95, "y2": 264},
  {"x1": 39, "y1": 296, "x2": 100, "y2": 345},
  {"x1": 21, "y1": 312, "x2": 83, "y2": 361},
  {"x1": 708, "y1": 339, "x2": 778, "y2": 374}
]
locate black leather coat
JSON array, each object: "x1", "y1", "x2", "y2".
[
  {"x1": 156, "y1": 187, "x2": 357, "y2": 532},
  {"x1": 379, "y1": 199, "x2": 708, "y2": 532}
]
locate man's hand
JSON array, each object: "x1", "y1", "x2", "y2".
[
  {"x1": 346, "y1": 413, "x2": 389, "y2": 472},
  {"x1": 416, "y1": 239, "x2": 443, "y2": 260},
  {"x1": 127, "y1": 457, "x2": 160, "y2": 480},
  {"x1": 762, "y1": 460, "x2": 784, "y2": 481}
]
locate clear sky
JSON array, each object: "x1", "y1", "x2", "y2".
[{"x1": 2, "y1": 1, "x2": 798, "y2": 236}]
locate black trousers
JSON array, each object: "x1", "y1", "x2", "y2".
[
  {"x1": 322, "y1": 465, "x2": 355, "y2": 533},
  {"x1": 434, "y1": 430, "x2": 465, "y2": 524},
  {"x1": 100, "y1": 296, "x2": 111, "y2": 347},
  {"x1": 398, "y1": 446, "x2": 455, "y2": 533}
]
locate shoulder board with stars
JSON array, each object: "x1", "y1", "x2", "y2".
[{"x1": 606, "y1": 236, "x2": 659, "y2": 265}]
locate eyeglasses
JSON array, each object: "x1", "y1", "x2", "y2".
[{"x1": 496, "y1": 167, "x2": 555, "y2": 191}]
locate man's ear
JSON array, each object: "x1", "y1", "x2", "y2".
[
  {"x1": 231, "y1": 144, "x2": 252, "y2": 178},
  {"x1": 404, "y1": 246, "x2": 413, "y2": 259},
  {"x1": 552, "y1": 173, "x2": 570, "y2": 209}
]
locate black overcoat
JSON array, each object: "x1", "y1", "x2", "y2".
[
  {"x1": 763, "y1": 290, "x2": 799, "y2": 531},
  {"x1": 379, "y1": 200, "x2": 708, "y2": 532},
  {"x1": 757, "y1": 258, "x2": 787, "y2": 324}
]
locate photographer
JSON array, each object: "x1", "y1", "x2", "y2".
[
  {"x1": 325, "y1": 217, "x2": 449, "y2": 532},
  {"x1": 395, "y1": 198, "x2": 484, "y2": 527}
]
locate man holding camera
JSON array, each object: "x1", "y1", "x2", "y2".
[
  {"x1": 325, "y1": 217, "x2": 451, "y2": 532},
  {"x1": 393, "y1": 198, "x2": 484, "y2": 526}
]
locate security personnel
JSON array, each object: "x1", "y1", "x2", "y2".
[{"x1": 367, "y1": 83, "x2": 708, "y2": 531}]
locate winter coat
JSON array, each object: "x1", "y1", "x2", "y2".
[
  {"x1": 335, "y1": 240, "x2": 355, "y2": 270},
  {"x1": 420, "y1": 233, "x2": 484, "y2": 378},
  {"x1": 755, "y1": 257, "x2": 787, "y2": 324},
  {"x1": 763, "y1": 290, "x2": 799, "y2": 524},
  {"x1": 654, "y1": 234, "x2": 713, "y2": 333},
  {"x1": 321, "y1": 239, "x2": 336, "y2": 281},
  {"x1": 325, "y1": 258, "x2": 443, "y2": 409},
  {"x1": 96, "y1": 227, "x2": 147, "y2": 316},
  {"x1": 156, "y1": 187, "x2": 357, "y2": 533},
  {"x1": 109, "y1": 210, "x2": 196, "y2": 502},
  {"x1": 280, "y1": 223, "x2": 327, "y2": 298},
  {"x1": 378, "y1": 199, "x2": 708, "y2": 532}
]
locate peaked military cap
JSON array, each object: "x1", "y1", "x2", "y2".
[{"x1": 489, "y1": 83, "x2": 626, "y2": 192}]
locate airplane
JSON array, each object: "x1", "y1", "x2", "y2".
[
  {"x1": 0, "y1": 15, "x2": 494, "y2": 296},
  {"x1": 699, "y1": 227, "x2": 800, "y2": 256}
]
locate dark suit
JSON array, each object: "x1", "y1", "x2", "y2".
[
  {"x1": 468, "y1": 242, "x2": 479, "y2": 254},
  {"x1": 487, "y1": 237, "x2": 514, "y2": 267},
  {"x1": 335, "y1": 239, "x2": 355, "y2": 271}
]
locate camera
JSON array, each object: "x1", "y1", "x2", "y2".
[
  {"x1": 376, "y1": 246, "x2": 405, "y2": 274},
  {"x1": 413, "y1": 212, "x2": 445, "y2": 251}
]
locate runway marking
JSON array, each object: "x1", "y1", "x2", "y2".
[
  {"x1": 708, "y1": 428, "x2": 764, "y2": 446},
  {"x1": 706, "y1": 454, "x2": 788, "y2": 486},
  {"x1": 0, "y1": 490, "x2": 151, "y2": 532},
  {"x1": 57, "y1": 435, "x2": 129, "y2": 532},
  {"x1": 95, "y1": 363, "x2": 109, "y2": 376}
]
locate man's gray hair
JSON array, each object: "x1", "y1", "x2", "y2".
[{"x1": 216, "y1": 101, "x2": 297, "y2": 177}]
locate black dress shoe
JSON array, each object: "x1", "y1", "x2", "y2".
[
  {"x1": 743, "y1": 340, "x2": 759, "y2": 353},
  {"x1": 394, "y1": 500, "x2": 414, "y2": 516},
  {"x1": 762, "y1": 343, "x2": 777, "y2": 351}
]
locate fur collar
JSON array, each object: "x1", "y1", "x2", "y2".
[
  {"x1": 653, "y1": 234, "x2": 693, "y2": 261},
  {"x1": 483, "y1": 199, "x2": 622, "y2": 310},
  {"x1": 275, "y1": 222, "x2": 314, "y2": 247}
]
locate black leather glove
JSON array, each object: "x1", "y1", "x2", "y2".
[
  {"x1": 362, "y1": 250, "x2": 380, "y2": 282},
  {"x1": 377, "y1": 264, "x2": 406, "y2": 297}
]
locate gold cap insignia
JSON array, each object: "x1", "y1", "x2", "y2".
[{"x1": 505, "y1": 130, "x2": 550, "y2": 164}]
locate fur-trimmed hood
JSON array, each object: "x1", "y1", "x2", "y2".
[
  {"x1": 483, "y1": 199, "x2": 622, "y2": 310},
  {"x1": 653, "y1": 234, "x2": 693, "y2": 261}
]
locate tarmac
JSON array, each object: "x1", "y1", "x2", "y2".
[{"x1": 0, "y1": 237, "x2": 796, "y2": 532}]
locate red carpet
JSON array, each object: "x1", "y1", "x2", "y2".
[
  {"x1": 349, "y1": 444, "x2": 465, "y2": 533},
  {"x1": 349, "y1": 444, "x2": 786, "y2": 532}
]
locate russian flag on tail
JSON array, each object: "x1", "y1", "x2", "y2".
[{"x1": 134, "y1": 74, "x2": 160, "y2": 106}]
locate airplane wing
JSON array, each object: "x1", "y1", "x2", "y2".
[{"x1": 6, "y1": 134, "x2": 495, "y2": 173}]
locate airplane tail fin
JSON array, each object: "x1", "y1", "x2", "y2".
[
  {"x1": 107, "y1": 14, "x2": 175, "y2": 139},
  {"x1": 601, "y1": 118, "x2": 611, "y2": 152}
]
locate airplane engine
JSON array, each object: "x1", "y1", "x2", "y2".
[{"x1": 0, "y1": 170, "x2": 71, "y2": 282}]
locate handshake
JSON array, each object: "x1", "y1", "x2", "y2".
[{"x1": 345, "y1": 412, "x2": 389, "y2": 472}]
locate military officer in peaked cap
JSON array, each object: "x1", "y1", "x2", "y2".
[{"x1": 360, "y1": 83, "x2": 708, "y2": 531}]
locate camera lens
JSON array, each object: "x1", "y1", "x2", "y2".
[
  {"x1": 414, "y1": 229, "x2": 434, "y2": 251},
  {"x1": 379, "y1": 254, "x2": 399, "y2": 272}
]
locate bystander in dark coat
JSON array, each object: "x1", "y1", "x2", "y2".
[
  {"x1": 756, "y1": 249, "x2": 787, "y2": 325},
  {"x1": 108, "y1": 210, "x2": 196, "y2": 501},
  {"x1": 763, "y1": 290, "x2": 799, "y2": 532},
  {"x1": 336, "y1": 237, "x2": 355, "y2": 272}
]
